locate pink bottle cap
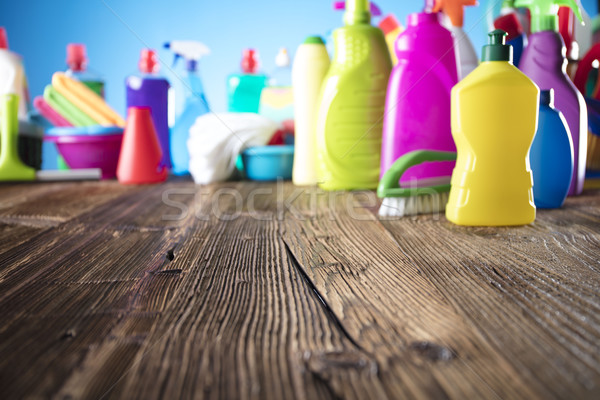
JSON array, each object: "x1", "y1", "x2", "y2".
[
  {"x1": 0, "y1": 27, "x2": 8, "y2": 50},
  {"x1": 139, "y1": 49, "x2": 159, "y2": 74},
  {"x1": 241, "y1": 49, "x2": 259, "y2": 74},
  {"x1": 66, "y1": 43, "x2": 87, "y2": 72}
]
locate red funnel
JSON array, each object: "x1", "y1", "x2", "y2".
[{"x1": 117, "y1": 107, "x2": 167, "y2": 184}]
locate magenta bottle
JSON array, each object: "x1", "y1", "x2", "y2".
[{"x1": 380, "y1": 11, "x2": 459, "y2": 184}]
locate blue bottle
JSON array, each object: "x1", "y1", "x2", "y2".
[
  {"x1": 126, "y1": 49, "x2": 171, "y2": 169},
  {"x1": 165, "y1": 41, "x2": 211, "y2": 175},
  {"x1": 529, "y1": 89, "x2": 574, "y2": 208}
]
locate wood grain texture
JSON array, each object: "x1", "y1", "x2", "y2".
[{"x1": 0, "y1": 181, "x2": 598, "y2": 399}]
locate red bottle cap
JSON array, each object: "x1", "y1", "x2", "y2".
[
  {"x1": 66, "y1": 43, "x2": 87, "y2": 72},
  {"x1": 494, "y1": 13, "x2": 523, "y2": 42},
  {"x1": 379, "y1": 14, "x2": 400, "y2": 35},
  {"x1": 139, "y1": 48, "x2": 159, "y2": 74},
  {"x1": 558, "y1": 7, "x2": 576, "y2": 59},
  {"x1": 0, "y1": 27, "x2": 8, "y2": 50},
  {"x1": 241, "y1": 49, "x2": 259, "y2": 74}
]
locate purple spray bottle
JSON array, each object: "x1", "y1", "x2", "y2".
[
  {"x1": 515, "y1": 0, "x2": 587, "y2": 195},
  {"x1": 126, "y1": 49, "x2": 171, "y2": 169},
  {"x1": 380, "y1": 1, "x2": 459, "y2": 184}
]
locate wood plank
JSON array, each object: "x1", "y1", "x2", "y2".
[
  {"x1": 276, "y1": 183, "x2": 600, "y2": 399},
  {"x1": 0, "y1": 182, "x2": 199, "y2": 398},
  {"x1": 0, "y1": 181, "x2": 138, "y2": 225},
  {"x1": 0, "y1": 181, "x2": 598, "y2": 399},
  {"x1": 55, "y1": 205, "x2": 390, "y2": 399},
  {"x1": 379, "y1": 190, "x2": 600, "y2": 399}
]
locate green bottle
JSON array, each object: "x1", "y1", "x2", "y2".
[{"x1": 315, "y1": 0, "x2": 392, "y2": 190}]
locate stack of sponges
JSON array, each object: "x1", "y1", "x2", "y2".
[{"x1": 34, "y1": 72, "x2": 125, "y2": 128}]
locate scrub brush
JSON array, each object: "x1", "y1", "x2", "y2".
[{"x1": 377, "y1": 150, "x2": 456, "y2": 217}]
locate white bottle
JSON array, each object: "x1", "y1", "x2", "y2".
[
  {"x1": 0, "y1": 27, "x2": 29, "y2": 119},
  {"x1": 436, "y1": 4, "x2": 479, "y2": 80},
  {"x1": 574, "y1": 0, "x2": 592, "y2": 59},
  {"x1": 450, "y1": 26, "x2": 479, "y2": 80},
  {"x1": 291, "y1": 36, "x2": 330, "y2": 186}
]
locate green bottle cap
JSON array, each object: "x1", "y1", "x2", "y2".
[
  {"x1": 304, "y1": 36, "x2": 325, "y2": 45},
  {"x1": 482, "y1": 29, "x2": 513, "y2": 63}
]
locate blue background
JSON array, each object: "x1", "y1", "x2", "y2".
[{"x1": 0, "y1": 0, "x2": 597, "y2": 167}]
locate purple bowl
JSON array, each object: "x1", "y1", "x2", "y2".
[{"x1": 45, "y1": 133, "x2": 123, "y2": 179}]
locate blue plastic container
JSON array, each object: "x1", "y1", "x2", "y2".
[
  {"x1": 529, "y1": 90, "x2": 574, "y2": 208},
  {"x1": 46, "y1": 125, "x2": 123, "y2": 137},
  {"x1": 241, "y1": 145, "x2": 294, "y2": 181}
]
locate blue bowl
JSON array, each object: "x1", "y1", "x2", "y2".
[{"x1": 242, "y1": 145, "x2": 294, "y2": 181}]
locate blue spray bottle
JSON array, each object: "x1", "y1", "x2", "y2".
[
  {"x1": 164, "y1": 41, "x2": 211, "y2": 175},
  {"x1": 529, "y1": 89, "x2": 574, "y2": 208},
  {"x1": 126, "y1": 49, "x2": 171, "y2": 169}
]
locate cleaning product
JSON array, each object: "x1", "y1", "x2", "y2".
[
  {"x1": 499, "y1": 0, "x2": 531, "y2": 34},
  {"x1": 574, "y1": 1, "x2": 593, "y2": 62},
  {"x1": 558, "y1": 2, "x2": 593, "y2": 77},
  {"x1": 117, "y1": 107, "x2": 168, "y2": 184},
  {"x1": 494, "y1": 12, "x2": 527, "y2": 67},
  {"x1": 164, "y1": 40, "x2": 211, "y2": 175},
  {"x1": 292, "y1": 36, "x2": 331, "y2": 186},
  {"x1": 33, "y1": 96, "x2": 73, "y2": 127},
  {"x1": 0, "y1": 93, "x2": 35, "y2": 181},
  {"x1": 446, "y1": 30, "x2": 540, "y2": 226},
  {"x1": 433, "y1": 0, "x2": 479, "y2": 80},
  {"x1": 43, "y1": 84, "x2": 97, "y2": 127},
  {"x1": 586, "y1": 97, "x2": 600, "y2": 171},
  {"x1": 378, "y1": 14, "x2": 403, "y2": 65},
  {"x1": 126, "y1": 49, "x2": 170, "y2": 169},
  {"x1": 380, "y1": 7, "x2": 458, "y2": 186},
  {"x1": 378, "y1": 150, "x2": 456, "y2": 217},
  {"x1": 558, "y1": 6, "x2": 579, "y2": 64},
  {"x1": 65, "y1": 43, "x2": 105, "y2": 98},
  {"x1": 227, "y1": 49, "x2": 268, "y2": 113},
  {"x1": 515, "y1": 0, "x2": 587, "y2": 196},
  {"x1": 0, "y1": 94, "x2": 100, "y2": 181},
  {"x1": 573, "y1": 42, "x2": 600, "y2": 97},
  {"x1": 188, "y1": 113, "x2": 280, "y2": 184},
  {"x1": 315, "y1": 0, "x2": 392, "y2": 190},
  {"x1": 0, "y1": 27, "x2": 30, "y2": 120},
  {"x1": 529, "y1": 89, "x2": 574, "y2": 208},
  {"x1": 53, "y1": 73, "x2": 125, "y2": 126},
  {"x1": 258, "y1": 48, "x2": 294, "y2": 123}
]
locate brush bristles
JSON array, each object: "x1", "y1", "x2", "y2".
[{"x1": 378, "y1": 192, "x2": 450, "y2": 218}]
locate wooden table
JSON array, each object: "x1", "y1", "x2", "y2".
[{"x1": 0, "y1": 180, "x2": 599, "y2": 399}]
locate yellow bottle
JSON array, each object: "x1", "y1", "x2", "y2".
[{"x1": 445, "y1": 30, "x2": 540, "y2": 226}]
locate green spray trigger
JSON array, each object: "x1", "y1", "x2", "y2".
[{"x1": 514, "y1": 0, "x2": 583, "y2": 33}]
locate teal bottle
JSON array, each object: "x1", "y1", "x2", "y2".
[{"x1": 227, "y1": 49, "x2": 268, "y2": 113}]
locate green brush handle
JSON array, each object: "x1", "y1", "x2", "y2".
[
  {"x1": 377, "y1": 150, "x2": 457, "y2": 198},
  {"x1": 0, "y1": 94, "x2": 36, "y2": 181}
]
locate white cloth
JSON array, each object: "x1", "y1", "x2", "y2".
[{"x1": 188, "y1": 112, "x2": 279, "y2": 184}]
